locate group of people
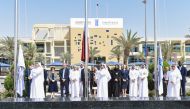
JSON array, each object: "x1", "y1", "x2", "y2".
[{"x1": 26, "y1": 61, "x2": 187, "y2": 99}]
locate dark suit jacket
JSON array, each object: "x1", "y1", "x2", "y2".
[
  {"x1": 81, "y1": 68, "x2": 85, "y2": 83},
  {"x1": 178, "y1": 66, "x2": 187, "y2": 82},
  {"x1": 59, "y1": 68, "x2": 70, "y2": 83}
]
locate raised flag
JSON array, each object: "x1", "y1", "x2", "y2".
[
  {"x1": 81, "y1": 27, "x2": 89, "y2": 62},
  {"x1": 158, "y1": 45, "x2": 163, "y2": 95},
  {"x1": 16, "y1": 45, "x2": 25, "y2": 96}
]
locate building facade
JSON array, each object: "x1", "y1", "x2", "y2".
[{"x1": 70, "y1": 18, "x2": 124, "y2": 64}]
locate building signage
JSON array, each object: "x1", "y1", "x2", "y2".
[{"x1": 70, "y1": 18, "x2": 123, "y2": 28}]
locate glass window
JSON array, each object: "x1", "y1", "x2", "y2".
[
  {"x1": 54, "y1": 47, "x2": 64, "y2": 56},
  {"x1": 111, "y1": 40, "x2": 113, "y2": 45},
  {"x1": 106, "y1": 30, "x2": 109, "y2": 32},
  {"x1": 66, "y1": 40, "x2": 70, "y2": 46},
  {"x1": 185, "y1": 44, "x2": 190, "y2": 52},
  {"x1": 143, "y1": 44, "x2": 154, "y2": 52},
  {"x1": 36, "y1": 43, "x2": 44, "y2": 53},
  {"x1": 131, "y1": 46, "x2": 139, "y2": 52},
  {"x1": 173, "y1": 43, "x2": 180, "y2": 52},
  {"x1": 46, "y1": 42, "x2": 51, "y2": 53}
]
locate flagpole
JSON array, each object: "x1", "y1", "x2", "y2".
[
  {"x1": 84, "y1": 0, "x2": 89, "y2": 98},
  {"x1": 143, "y1": 0, "x2": 148, "y2": 66},
  {"x1": 153, "y1": 0, "x2": 158, "y2": 97},
  {"x1": 14, "y1": 0, "x2": 19, "y2": 98}
]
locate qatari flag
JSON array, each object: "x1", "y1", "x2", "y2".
[{"x1": 81, "y1": 30, "x2": 89, "y2": 62}]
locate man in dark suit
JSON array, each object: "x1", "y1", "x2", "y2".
[
  {"x1": 178, "y1": 61, "x2": 187, "y2": 97},
  {"x1": 42, "y1": 64, "x2": 48, "y2": 97},
  {"x1": 25, "y1": 64, "x2": 33, "y2": 97},
  {"x1": 59, "y1": 64, "x2": 70, "y2": 97},
  {"x1": 80, "y1": 64, "x2": 85, "y2": 97}
]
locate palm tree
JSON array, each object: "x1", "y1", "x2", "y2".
[
  {"x1": 109, "y1": 46, "x2": 122, "y2": 62},
  {"x1": 35, "y1": 53, "x2": 45, "y2": 64},
  {"x1": 23, "y1": 43, "x2": 37, "y2": 63},
  {"x1": 60, "y1": 52, "x2": 72, "y2": 64},
  {"x1": 112, "y1": 30, "x2": 142, "y2": 66},
  {"x1": 185, "y1": 34, "x2": 190, "y2": 38},
  {"x1": 0, "y1": 36, "x2": 20, "y2": 64},
  {"x1": 161, "y1": 41, "x2": 174, "y2": 61},
  {"x1": 89, "y1": 47, "x2": 100, "y2": 63},
  {"x1": 137, "y1": 51, "x2": 145, "y2": 62}
]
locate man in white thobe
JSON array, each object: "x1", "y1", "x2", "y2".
[
  {"x1": 166, "y1": 65, "x2": 182, "y2": 98},
  {"x1": 29, "y1": 63, "x2": 45, "y2": 98},
  {"x1": 138, "y1": 64, "x2": 149, "y2": 98},
  {"x1": 129, "y1": 65, "x2": 139, "y2": 97},
  {"x1": 69, "y1": 66, "x2": 80, "y2": 98},
  {"x1": 96, "y1": 64, "x2": 111, "y2": 98}
]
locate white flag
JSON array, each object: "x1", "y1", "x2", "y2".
[
  {"x1": 16, "y1": 45, "x2": 25, "y2": 96},
  {"x1": 158, "y1": 45, "x2": 163, "y2": 95}
]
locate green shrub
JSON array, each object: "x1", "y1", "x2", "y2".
[
  {"x1": 4, "y1": 74, "x2": 14, "y2": 91},
  {"x1": 148, "y1": 73, "x2": 154, "y2": 91},
  {"x1": 149, "y1": 90, "x2": 155, "y2": 97},
  {"x1": 186, "y1": 90, "x2": 190, "y2": 96}
]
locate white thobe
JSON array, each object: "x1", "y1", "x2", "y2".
[
  {"x1": 166, "y1": 69, "x2": 182, "y2": 97},
  {"x1": 96, "y1": 69, "x2": 111, "y2": 98},
  {"x1": 129, "y1": 69, "x2": 139, "y2": 97},
  {"x1": 138, "y1": 68, "x2": 149, "y2": 97},
  {"x1": 69, "y1": 70, "x2": 80, "y2": 97},
  {"x1": 29, "y1": 67, "x2": 45, "y2": 98}
]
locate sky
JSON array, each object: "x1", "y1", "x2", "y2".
[{"x1": 0, "y1": 0, "x2": 190, "y2": 41}]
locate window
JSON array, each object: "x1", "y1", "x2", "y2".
[
  {"x1": 94, "y1": 35, "x2": 97, "y2": 37},
  {"x1": 106, "y1": 30, "x2": 109, "y2": 32},
  {"x1": 78, "y1": 34, "x2": 81, "y2": 36},
  {"x1": 173, "y1": 43, "x2": 181, "y2": 52},
  {"x1": 107, "y1": 35, "x2": 109, "y2": 38},
  {"x1": 46, "y1": 42, "x2": 51, "y2": 53},
  {"x1": 131, "y1": 46, "x2": 139, "y2": 52},
  {"x1": 66, "y1": 40, "x2": 70, "y2": 46},
  {"x1": 111, "y1": 40, "x2": 113, "y2": 45},
  {"x1": 143, "y1": 44, "x2": 154, "y2": 52},
  {"x1": 36, "y1": 43, "x2": 44, "y2": 52},
  {"x1": 185, "y1": 44, "x2": 190, "y2": 52},
  {"x1": 114, "y1": 33, "x2": 117, "y2": 35},
  {"x1": 99, "y1": 36, "x2": 101, "y2": 38},
  {"x1": 54, "y1": 47, "x2": 64, "y2": 56},
  {"x1": 94, "y1": 41, "x2": 97, "y2": 45}
]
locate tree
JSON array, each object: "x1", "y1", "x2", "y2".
[
  {"x1": 109, "y1": 46, "x2": 122, "y2": 62},
  {"x1": 161, "y1": 41, "x2": 174, "y2": 61},
  {"x1": 23, "y1": 43, "x2": 37, "y2": 63},
  {"x1": 0, "y1": 36, "x2": 16, "y2": 64},
  {"x1": 35, "y1": 53, "x2": 45, "y2": 64},
  {"x1": 89, "y1": 47, "x2": 100, "y2": 63},
  {"x1": 137, "y1": 51, "x2": 145, "y2": 62},
  {"x1": 60, "y1": 52, "x2": 72, "y2": 64},
  {"x1": 112, "y1": 30, "x2": 142, "y2": 66}
]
